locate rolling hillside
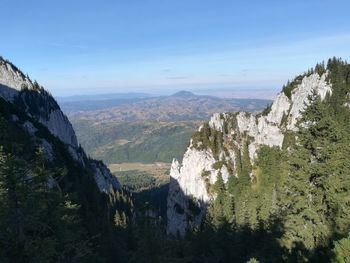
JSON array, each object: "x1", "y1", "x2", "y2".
[
  {"x1": 68, "y1": 91, "x2": 271, "y2": 165},
  {"x1": 72, "y1": 119, "x2": 200, "y2": 164},
  {"x1": 67, "y1": 91, "x2": 271, "y2": 122}
]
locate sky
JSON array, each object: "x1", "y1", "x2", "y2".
[{"x1": 1, "y1": 0, "x2": 350, "y2": 98}]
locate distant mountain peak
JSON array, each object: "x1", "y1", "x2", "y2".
[{"x1": 171, "y1": 90, "x2": 196, "y2": 98}]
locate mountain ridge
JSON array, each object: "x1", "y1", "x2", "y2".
[
  {"x1": 166, "y1": 59, "x2": 348, "y2": 241},
  {"x1": 0, "y1": 56, "x2": 140, "y2": 261},
  {"x1": 165, "y1": 59, "x2": 350, "y2": 261},
  {"x1": 0, "y1": 56, "x2": 121, "y2": 193}
]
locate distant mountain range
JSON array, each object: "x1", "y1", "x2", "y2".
[
  {"x1": 57, "y1": 92, "x2": 152, "y2": 102},
  {"x1": 64, "y1": 90, "x2": 271, "y2": 122},
  {"x1": 57, "y1": 92, "x2": 153, "y2": 112}
]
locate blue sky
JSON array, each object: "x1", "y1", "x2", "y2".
[{"x1": 1, "y1": 0, "x2": 350, "y2": 97}]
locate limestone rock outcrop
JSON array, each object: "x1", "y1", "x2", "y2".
[
  {"x1": 0, "y1": 57, "x2": 120, "y2": 193},
  {"x1": 167, "y1": 72, "x2": 332, "y2": 237}
]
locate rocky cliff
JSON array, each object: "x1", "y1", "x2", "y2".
[
  {"x1": 0, "y1": 57, "x2": 120, "y2": 193},
  {"x1": 167, "y1": 71, "x2": 332, "y2": 237}
]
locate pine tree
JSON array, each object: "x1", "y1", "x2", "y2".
[
  {"x1": 332, "y1": 234, "x2": 350, "y2": 263},
  {"x1": 0, "y1": 149, "x2": 92, "y2": 261},
  {"x1": 240, "y1": 142, "x2": 252, "y2": 184},
  {"x1": 279, "y1": 94, "x2": 337, "y2": 256},
  {"x1": 114, "y1": 210, "x2": 127, "y2": 229}
]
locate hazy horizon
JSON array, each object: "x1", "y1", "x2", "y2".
[
  {"x1": 55, "y1": 86, "x2": 279, "y2": 100},
  {"x1": 1, "y1": 0, "x2": 350, "y2": 97}
]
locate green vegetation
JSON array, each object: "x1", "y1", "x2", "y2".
[
  {"x1": 112, "y1": 168, "x2": 170, "y2": 226},
  {"x1": 0, "y1": 96, "x2": 134, "y2": 261},
  {"x1": 15, "y1": 84, "x2": 58, "y2": 120},
  {"x1": 282, "y1": 62, "x2": 327, "y2": 100},
  {"x1": 282, "y1": 74, "x2": 306, "y2": 99},
  {"x1": 72, "y1": 119, "x2": 199, "y2": 164},
  {"x1": 181, "y1": 59, "x2": 350, "y2": 262},
  {"x1": 127, "y1": 59, "x2": 350, "y2": 262},
  {"x1": 279, "y1": 111, "x2": 289, "y2": 128},
  {"x1": 1, "y1": 58, "x2": 350, "y2": 262},
  {"x1": 0, "y1": 149, "x2": 93, "y2": 261},
  {"x1": 201, "y1": 169, "x2": 211, "y2": 177},
  {"x1": 332, "y1": 234, "x2": 350, "y2": 263},
  {"x1": 192, "y1": 122, "x2": 224, "y2": 159},
  {"x1": 115, "y1": 170, "x2": 159, "y2": 191},
  {"x1": 256, "y1": 103, "x2": 272, "y2": 119},
  {"x1": 212, "y1": 160, "x2": 225, "y2": 170}
]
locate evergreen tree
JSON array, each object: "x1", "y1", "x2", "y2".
[
  {"x1": 0, "y1": 149, "x2": 92, "y2": 262},
  {"x1": 332, "y1": 234, "x2": 350, "y2": 263}
]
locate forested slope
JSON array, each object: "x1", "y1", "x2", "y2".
[
  {"x1": 0, "y1": 57, "x2": 133, "y2": 262},
  {"x1": 167, "y1": 58, "x2": 350, "y2": 262}
]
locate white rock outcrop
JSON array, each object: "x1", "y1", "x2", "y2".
[
  {"x1": 0, "y1": 57, "x2": 121, "y2": 194},
  {"x1": 170, "y1": 147, "x2": 215, "y2": 202},
  {"x1": 0, "y1": 59, "x2": 33, "y2": 101},
  {"x1": 286, "y1": 73, "x2": 332, "y2": 130},
  {"x1": 91, "y1": 161, "x2": 122, "y2": 193},
  {"x1": 42, "y1": 109, "x2": 78, "y2": 147},
  {"x1": 167, "y1": 72, "x2": 332, "y2": 237},
  {"x1": 0, "y1": 60, "x2": 78, "y2": 148},
  {"x1": 209, "y1": 113, "x2": 225, "y2": 132}
]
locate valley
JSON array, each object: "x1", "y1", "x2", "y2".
[
  {"x1": 71, "y1": 119, "x2": 201, "y2": 164},
  {"x1": 65, "y1": 91, "x2": 271, "y2": 122},
  {"x1": 1, "y1": 54, "x2": 350, "y2": 262},
  {"x1": 67, "y1": 91, "x2": 270, "y2": 167},
  {"x1": 110, "y1": 162, "x2": 170, "y2": 220},
  {"x1": 66, "y1": 91, "x2": 271, "y2": 219},
  {"x1": 1, "y1": 1, "x2": 349, "y2": 260},
  {"x1": 109, "y1": 162, "x2": 169, "y2": 192}
]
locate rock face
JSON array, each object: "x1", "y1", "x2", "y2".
[
  {"x1": 0, "y1": 58, "x2": 78, "y2": 147},
  {"x1": 91, "y1": 161, "x2": 121, "y2": 193},
  {"x1": 0, "y1": 59, "x2": 34, "y2": 100},
  {"x1": 167, "y1": 72, "x2": 332, "y2": 237},
  {"x1": 0, "y1": 57, "x2": 120, "y2": 193},
  {"x1": 43, "y1": 109, "x2": 78, "y2": 147}
]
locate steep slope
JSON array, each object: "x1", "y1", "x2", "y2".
[
  {"x1": 167, "y1": 58, "x2": 350, "y2": 261},
  {"x1": 0, "y1": 57, "x2": 136, "y2": 261},
  {"x1": 167, "y1": 64, "x2": 336, "y2": 237},
  {"x1": 0, "y1": 57, "x2": 120, "y2": 193}
]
